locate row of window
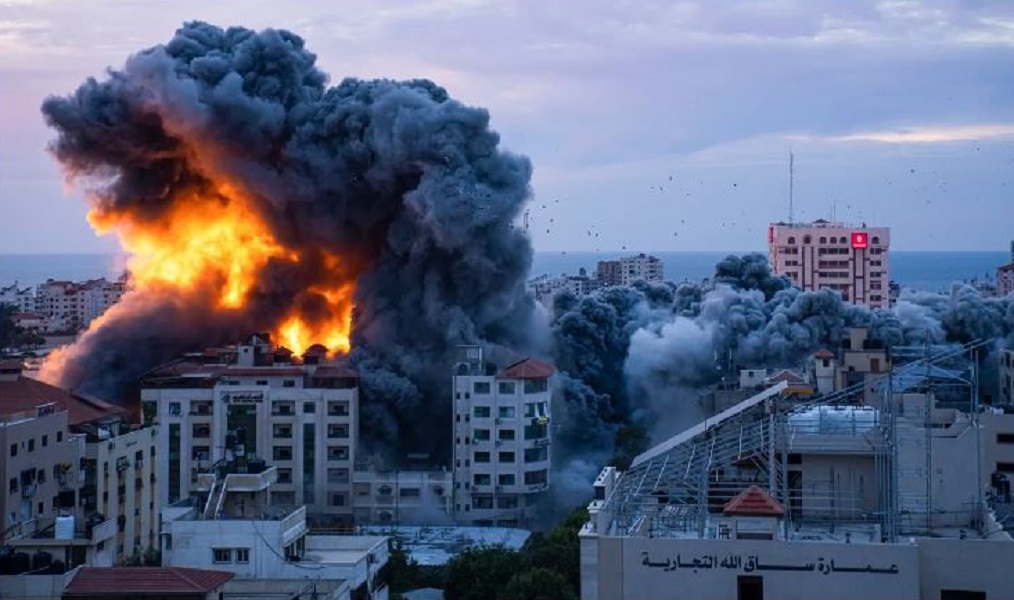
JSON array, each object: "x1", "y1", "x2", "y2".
[
  {"x1": 470, "y1": 447, "x2": 548, "y2": 464},
  {"x1": 213, "y1": 548, "x2": 250, "y2": 563},
  {"x1": 9, "y1": 431, "x2": 63, "y2": 458},
  {"x1": 272, "y1": 445, "x2": 349, "y2": 461},
  {"x1": 785, "y1": 235, "x2": 882, "y2": 245},
  {"x1": 470, "y1": 379, "x2": 549, "y2": 395},
  {"x1": 474, "y1": 473, "x2": 518, "y2": 486},
  {"x1": 166, "y1": 400, "x2": 349, "y2": 416},
  {"x1": 470, "y1": 402, "x2": 548, "y2": 419}
]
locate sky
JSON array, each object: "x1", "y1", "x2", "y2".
[{"x1": 2, "y1": 0, "x2": 1014, "y2": 254}]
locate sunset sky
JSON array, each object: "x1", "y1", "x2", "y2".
[{"x1": 2, "y1": 0, "x2": 1013, "y2": 253}]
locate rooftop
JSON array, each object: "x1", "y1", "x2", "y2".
[
  {"x1": 0, "y1": 372, "x2": 123, "y2": 425},
  {"x1": 64, "y1": 567, "x2": 234, "y2": 596},
  {"x1": 498, "y1": 357, "x2": 555, "y2": 380}
]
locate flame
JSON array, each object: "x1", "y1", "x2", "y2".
[{"x1": 82, "y1": 180, "x2": 355, "y2": 357}]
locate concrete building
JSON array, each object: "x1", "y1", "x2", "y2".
[
  {"x1": 161, "y1": 463, "x2": 389, "y2": 600},
  {"x1": 529, "y1": 270, "x2": 599, "y2": 306},
  {"x1": 596, "y1": 254, "x2": 665, "y2": 287},
  {"x1": 32, "y1": 276, "x2": 127, "y2": 332},
  {"x1": 140, "y1": 336, "x2": 359, "y2": 525},
  {"x1": 0, "y1": 359, "x2": 159, "y2": 566},
  {"x1": 0, "y1": 284, "x2": 36, "y2": 313},
  {"x1": 1000, "y1": 349, "x2": 1014, "y2": 407},
  {"x1": 768, "y1": 220, "x2": 890, "y2": 308},
  {"x1": 352, "y1": 468, "x2": 453, "y2": 525},
  {"x1": 999, "y1": 263, "x2": 1014, "y2": 297},
  {"x1": 451, "y1": 347, "x2": 553, "y2": 527},
  {"x1": 579, "y1": 343, "x2": 1014, "y2": 600}
]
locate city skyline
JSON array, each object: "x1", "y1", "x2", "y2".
[{"x1": 3, "y1": 1, "x2": 1014, "y2": 254}]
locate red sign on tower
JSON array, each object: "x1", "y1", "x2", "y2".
[{"x1": 851, "y1": 232, "x2": 868, "y2": 249}]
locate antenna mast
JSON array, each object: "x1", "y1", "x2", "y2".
[{"x1": 788, "y1": 151, "x2": 795, "y2": 224}]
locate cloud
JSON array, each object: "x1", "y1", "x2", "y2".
[{"x1": 824, "y1": 124, "x2": 1014, "y2": 144}]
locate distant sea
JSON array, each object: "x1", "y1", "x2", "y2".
[{"x1": 0, "y1": 251, "x2": 1009, "y2": 294}]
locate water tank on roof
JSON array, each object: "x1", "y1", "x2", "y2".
[{"x1": 55, "y1": 515, "x2": 75, "y2": 540}]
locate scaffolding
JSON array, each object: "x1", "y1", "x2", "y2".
[{"x1": 600, "y1": 340, "x2": 991, "y2": 542}]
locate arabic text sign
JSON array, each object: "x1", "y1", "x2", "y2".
[{"x1": 640, "y1": 551, "x2": 899, "y2": 575}]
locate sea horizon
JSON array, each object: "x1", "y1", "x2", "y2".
[{"x1": 1, "y1": 249, "x2": 1009, "y2": 294}]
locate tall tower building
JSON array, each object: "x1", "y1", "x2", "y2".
[
  {"x1": 451, "y1": 346, "x2": 553, "y2": 527},
  {"x1": 768, "y1": 220, "x2": 891, "y2": 308}
]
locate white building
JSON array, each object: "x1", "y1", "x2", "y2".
[
  {"x1": 451, "y1": 347, "x2": 553, "y2": 527},
  {"x1": 1000, "y1": 348, "x2": 1014, "y2": 407},
  {"x1": 0, "y1": 284, "x2": 35, "y2": 313},
  {"x1": 161, "y1": 464, "x2": 389, "y2": 600},
  {"x1": 140, "y1": 336, "x2": 358, "y2": 526},
  {"x1": 579, "y1": 344, "x2": 1014, "y2": 600},
  {"x1": 32, "y1": 276, "x2": 127, "y2": 332},
  {"x1": 596, "y1": 254, "x2": 665, "y2": 287},
  {"x1": 529, "y1": 271, "x2": 599, "y2": 306},
  {"x1": 768, "y1": 220, "x2": 891, "y2": 308},
  {"x1": 999, "y1": 263, "x2": 1014, "y2": 298},
  {"x1": 352, "y1": 468, "x2": 453, "y2": 525}
]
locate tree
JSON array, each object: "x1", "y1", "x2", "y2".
[
  {"x1": 500, "y1": 568, "x2": 577, "y2": 600},
  {"x1": 0, "y1": 303, "x2": 18, "y2": 353},
  {"x1": 519, "y1": 506, "x2": 588, "y2": 596},
  {"x1": 443, "y1": 546, "x2": 519, "y2": 600}
]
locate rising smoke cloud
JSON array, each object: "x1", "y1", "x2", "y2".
[{"x1": 41, "y1": 22, "x2": 536, "y2": 460}]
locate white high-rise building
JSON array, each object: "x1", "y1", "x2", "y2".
[
  {"x1": 768, "y1": 220, "x2": 891, "y2": 308},
  {"x1": 451, "y1": 346, "x2": 553, "y2": 527},
  {"x1": 140, "y1": 336, "x2": 358, "y2": 526}
]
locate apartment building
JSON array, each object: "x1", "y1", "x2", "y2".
[
  {"x1": 1000, "y1": 348, "x2": 1014, "y2": 406},
  {"x1": 768, "y1": 220, "x2": 891, "y2": 308},
  {"x1": 140, "y1": 336, "x2": 358, "y2": 525},
  {"x1": 0, "y1": 284, "x2": 35, "y2": 313},
  {"x1": 596, "y1": 253, "x2": 665, "y2": 287},
  {"x1": 451, "y1": 346, "x2": 553, "y2": 527},
  {"x1": 0, "y1": 359, "x2": 157, "y2": 566},
  {"x1": 34, "y1": 277, "x2": 127, "y2": 331}
]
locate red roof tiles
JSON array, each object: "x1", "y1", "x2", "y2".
[
  {"x1": 0, "y1": 376, "x2": 124, "y2": 425},
  {"x1": 723, "y1": 485, "x2": 785, "y2": 518},
  {"x1": 64, "y1": 567, "x2": 234, "y2": 596},
  {"x1": 497, "y1": 357, "x2": 555, "y2": 379},
  {"x1": 813, "y1": 349, "x2": 835, "y2": 359}
]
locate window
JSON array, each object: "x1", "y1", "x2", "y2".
[
  {"x1": 399, "y1": 488, "x2": 421, "y2": 498},
  {"x1": 284, "y1": 380, "x2": 296, "y2": 388},
  {"x1": 8, "y1": 478, "x2": 16, "y2": 493},
  {"x1": 168, "y1": 402, "x2": 181, "y2": 416},
  {"x1": 273, "y1": 446, "x2": 293, "y2": 461},
  {"x1": 474, "y1": 474, "x2": 491, "y2": 486},
  {"x1": 328, "y1": 446, "x2": 349, "y2": 461},
  {"x1": 303, "y1": 402, "x2": 315, "y2": 413},
  {"x1": 327, "y1": 468, "x2": 349, "y2": 484},
  {"x1": 498, "y1": 381, "x2": 516, "y2": 395},
  {"x1": 803, "y1": 235, "x2": 811, "y2": 244},
  {"x1": 819, "y1": 236, "x2": 827, "y2": 244},
  {"x1": 9, "y1": 444, "x2": 16, "y2": 458},
  {"x1": 498, "y1": 406, "x2": 516, "y2": 419},
  {"x1": 499, "y1": 429, "x2": 516, "y2": 441},
  {"x1": 787, "y1": 236, "x2": 795, "y2": 244},
  {"x1": 524, "y1": 379, "x2": 548, "y2": 394},
  {"x1": 474, "y1": 451, "x2": 491, "y2": 463},
  {"x1": 524, "y1": 469, "x2": 548, "y2": 486},
  {"x1": 474, "y1": 381, "x2": 491, "y2": 394},
  {"x1": 328, "y1": 424, "x2": 349, "y2": 438},
  {"x1": 524, "y1": 402, "x2": 548, "y2": 419},
  {"x1": 235, "y1": 548, "x2": 250, "y2": 563},
  {"x1": 474, "y1": 429, "x2": 490, "y2": 441},
  {"x1": 27, "y1": 439, "x2": 34, "y2": 452},
  {"x1": 872, "y1": 236, "x2": 880, "y2": 244},
  {"x1": 524, "y1": 447, "x2": 548, "y2": 463},
  {"x1": 498, "y1": 474, "x2": 515, "y2": 486},
  {"x1": 329, "y1": 493, "x2": 347, "y2": 507},
  {"x1": 41, "y1": 435, "x2": 48, "y2": 448},
  {"x1": 497, "y1": 495, "x2": 518, "y2": 509},
  {"x1": 328, "y1": 402, "x2": 349, "y2": 416},
  {"x1": 256, "y1": 380, "x2": 268, "y2": 386},
  {"x1": 997, "y1": 434, "x2": 1014, "y2": 445},
  {"x1": 473, "y1": 406, "x2": 491, "y2": 418},
  {"x1": 499, "y1": 451, "x2": 515, "y2": 463},
  {"x1": 213, "y1": 548, "x2": 232, "y2": 563},
  {"x1": 474, "y1": 496, "x2": 494, "y2": 509}
]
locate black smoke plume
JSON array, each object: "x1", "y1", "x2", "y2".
[{"x1": 41, "y1": 22, "x2": 536, "y2": 460}]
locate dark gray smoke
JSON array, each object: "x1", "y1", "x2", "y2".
[
  {"x1": 550, "y1": 253, "x2": 1014, "y2": 455},
  {"x1": 41, "y1": 22, "x2": 536, "y2": 460}
]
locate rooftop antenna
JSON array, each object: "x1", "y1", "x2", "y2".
[
  {"x1": 523, "y1": 209, "x2": 530, "y2": 231},
  {"x1": 788, "y1": 150, "x2": 795, "y2": 224}
]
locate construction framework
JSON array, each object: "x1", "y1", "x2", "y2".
[{"x1": 600, "y1": 340, "x2": 991, "y2": 542}]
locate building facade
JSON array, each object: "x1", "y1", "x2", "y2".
[
  {"x1": 451, "y1": 347, "x2": 553, "y2": 527},
  {"x1": 140, "y1": 338, "x2": 358, "y2": 525},
  {"x1": 768, "y1": 221, "x2": 890, "y2": 308},
  {"x1": 1000, "y1": 349, "x2": 1014, "y2": 407},
  {"x1": 596, "y1": 254, "x2": 665, "y2": 287},
  {"x1": 0, "y1": 359, "x2": 157, "y2": 566},
  {"x1": 999, "y1": 263, "x2": 1014, "y2": 297}
]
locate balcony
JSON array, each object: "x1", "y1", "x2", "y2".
[{"x1": 195, "y1": 466, "x2": 278, "y2": 493}]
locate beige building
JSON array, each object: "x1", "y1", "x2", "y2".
[
  {"x1": 352, "y1": 468, "x2": 452, "y2": 525},
  {"x1": 0, "y1": 359, "x2": 158, "y2": 567},
  {"x1": 452, "y1": 347, "x2": 553, "y2": 527},
  {"x1": 596, "y1": 254, "x2": 665, "y2": 287},
  {"x1": 140, "y1": 336, "x2": 359, "y2": 525},
  {"x1": 768, "y1": 220, "x2": 890, "y2": 308}
]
